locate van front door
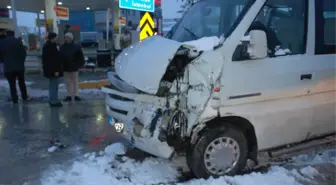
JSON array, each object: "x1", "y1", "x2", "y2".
[{"x1": 221, "y1": 0, "x2": 314, "y2": 150}]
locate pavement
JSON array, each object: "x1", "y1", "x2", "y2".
[
  {"x1": 0, "y1": 71, "x2": 109, "y2": 102},
  {"x1": 23, "y1": 71, "x2": 108, "y2": 90},
  {"x1": 0, "y1": 99, "x2": 120, "y2": 185},
  {"x1": 0, "y1": 71, "x2": 150, "y2": 185}
]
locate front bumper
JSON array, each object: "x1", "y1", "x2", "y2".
[{"x1": 101, "y1": 72, "x2": 174, "y2": 159}]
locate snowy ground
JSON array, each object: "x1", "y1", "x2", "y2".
[
  {"x1": 0, "y1": 80, "x2": 105, "y2": 100},
  {"x1": 40, "y1": 142, "x2": 336, "y2": 185}
]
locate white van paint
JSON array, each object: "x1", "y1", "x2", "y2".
[{"x1": 102, "y1": 0, "x2": 336, "y2": 178}]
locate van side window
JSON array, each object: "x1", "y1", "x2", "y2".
[
  {"x1": 232, "y1": 0, "x2": 307, "y2": 61},
  {"x1": 315, "y1": 0, "x2": 336, "y2": 54}
]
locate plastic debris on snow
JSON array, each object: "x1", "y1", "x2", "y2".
[{"x1": 183, "y1": 36, "x2": 221, "y2": 52}]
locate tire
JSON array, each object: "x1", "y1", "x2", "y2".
[{"x1": 187, "y1": 124, "x2": 248, "y2": 179}]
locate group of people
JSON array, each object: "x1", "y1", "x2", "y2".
[
  {"x1": 42, "y1": 32, "x2": 85, "y2": 107},
  {"x1": 0, "y1": 29, "x2": 85, "y2": 107}
]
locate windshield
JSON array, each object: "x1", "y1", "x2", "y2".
[{"x1": 171, "y1": 0, "x2": 255, "y2": 42}]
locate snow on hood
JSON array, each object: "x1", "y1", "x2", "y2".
[
  {"x1": 114, "y1": 36, "x2": 223, "y2": 94},
  {"x1": 115, "y1": 36, "x2": 183, "y2": 94},
  {"x1": 183, "y1": 36, "x2": 221, "y2": 51}
]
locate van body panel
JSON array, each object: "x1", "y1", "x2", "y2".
[
  {"x1": 102, "y1": 0, "x2": 335, "y2": 162},
  {"x1": 308, "y1": 54, "x2": 336, "y2": 138}
]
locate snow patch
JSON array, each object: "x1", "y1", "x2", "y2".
[
  {"x1": 300, "y1": 166, "x2": 319, "y2": 177},
  {"x1": 274, "y1": 46, "x2": 291, "y2": 56},
  {"x1": 85, "y1": 63, "x2": 97, "y2": 67},
  {"x1": 40, "y1": 145, "x2": 335, "y2": 185},
  {"x1": 241, "y1": 35, "x2": 251, "y2": 42},
  {"x1": 104, "y1": 142, "x2": 126, "y2": 156},
  {"x1": 1, "y1": 87, "x2": 105, "y2": 99},
  {"x1": 293, "y1": 148, "x2": 336, "y2": 165},
  {"x1": 41, "y1": 143, "x2": 179, "y2": 185},
  {"x1": 0, "y1": 80, "x2": 34, "y2": 88},
  {"x1": 183, "y1": 36, "x2": 220, "y2": 51},
  {"x1": 179, "y1": 167, "x2": 306, "y2": 185}
]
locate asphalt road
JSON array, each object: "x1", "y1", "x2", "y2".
[{"x1": 0, "y1": 99, "x2": 119, "y2": 185}]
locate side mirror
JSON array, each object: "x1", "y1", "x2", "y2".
[{"x1": 246, "y1": 30, "x2": 268, "y2": 59}]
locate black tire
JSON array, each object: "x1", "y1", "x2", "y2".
[{"x1": 187, "y1": 124, "x2": 248, "y2": 179}]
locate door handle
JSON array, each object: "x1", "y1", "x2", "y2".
[{"x1": 301, "y1": 74, "x2": 312, "y2": 80}]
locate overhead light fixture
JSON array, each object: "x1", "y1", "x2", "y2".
[
  {"x1": 40, "y1": 10, "x2": 45, "y2": 13},
  {"x1": 58, "y1": 2, "x2": 63, "y2": 5},
  {"x1": 86, "y1": 7, "x2": 91, "y2": 10},
  {"x1": 7, "y1": 5, "x2": 11, "y2": 9}
]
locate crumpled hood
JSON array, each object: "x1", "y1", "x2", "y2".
[{"x1": 114, "y1": 36, "x2": 183, "y2": 94}]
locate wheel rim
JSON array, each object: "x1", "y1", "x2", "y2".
[{"x1": 203, "y1": 137, "x2": 241, "y2": 176}]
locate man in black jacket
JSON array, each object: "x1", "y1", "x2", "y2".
[
  {"x1": 42, "y1": 32, "x2": 63, "y2": 107},
  {"x1": 0, "y1": 29, "x2": 6, "y2": 75},
  {"x1": 60, "y1": 32, "x2": 84, "y2": 102},
  {"x1": 0, "y1": 30, "x2": 29, "y2": 103}
]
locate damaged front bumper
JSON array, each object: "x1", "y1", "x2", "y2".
[{"x1": 101, "y1": 72, "x2": 175, "y2": 159}]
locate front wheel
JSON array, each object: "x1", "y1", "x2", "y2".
[{"x1": 187, "y1": 125, "x2": 248, "y2": 178}]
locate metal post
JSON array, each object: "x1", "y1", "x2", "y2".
[
  {"x1": 37, "y1": 12, "x2": 43, "y2": 73},
  {"x1": 110, "y1": 0, "x2": 114, "y2": 50},
  {"x1": 106, "y1": 8, "x2": 110, "y2": 45},
  {"x1": 10, "y1": 0, "x2": 19, "y2": 37},
  {"x1": 37, "y1": 13, "x2": 42, "y2": 47}
]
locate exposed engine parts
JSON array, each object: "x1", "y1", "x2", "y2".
[
  {"x1": 157, "y1": 46, "x2": 201, "y2": 97},
  {"x1": 154, "y1": 46, "x2": 202, "y2": 151},
  {"x1": 158, "y1": 110, "x2": 189, "y2": 151}
]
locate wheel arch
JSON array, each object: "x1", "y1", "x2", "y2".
[{"x1": 190, "y1": 115, "x2": 258, "y2": 162}]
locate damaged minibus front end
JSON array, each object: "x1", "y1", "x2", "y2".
[{"x1": 101, "y1": 36, "x2": 224, "y2": 159}]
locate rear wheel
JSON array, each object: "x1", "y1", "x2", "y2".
[{"x1": 187, "y1": 124, "x2": 248, "y2": 178}]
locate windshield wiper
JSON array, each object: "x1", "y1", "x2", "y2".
[{"x1": 183, "y1": 27, "x2": 199, "y2": 40}]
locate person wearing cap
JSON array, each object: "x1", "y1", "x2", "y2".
[
  {"x1": 0, "y1": 29, "x2": 29, "y2": 103},
  {"x1": 42, "y1": 32, "x2": 63, "y2": 107},
  {"x1": 59, "y1": 32, "x2": 84, "y2": 102}
]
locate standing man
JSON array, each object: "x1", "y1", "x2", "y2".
[
  {"x1": 42, "y1": 32, "x2": 63, "y2": 107},
  {"x1": 59, "y1": 32, "x2": 84, "y2": 102},
  {"x1": 0, "y1": 30, "x2": 29, "y2": 104},
  {"x1": 0, "y1": 29, "x2": 6, "y2": 75}
]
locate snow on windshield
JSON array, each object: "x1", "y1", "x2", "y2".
[
  {"x1": 182, "y1": 36, "x2": 221, "y2": 51},
  {"x1": 40, "y1": 143, "x2": 336, "y2": 185}
]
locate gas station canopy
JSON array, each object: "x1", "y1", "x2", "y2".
[{"x1": 0, "y1": 0, "x2": 115, "y2": 12}]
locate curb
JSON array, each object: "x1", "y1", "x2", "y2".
[{"x1": 78, "y1": 80, "x2": 109, "y2": 89}]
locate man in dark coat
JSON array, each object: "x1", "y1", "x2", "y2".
[
  {"x1": 59, "y1": 32, "x2": 84, "y2": 102},
  {"x1": 0, "y1": 30, "x2": 29, "y2": 103},
  {"x1": 42, "y1": 32, "x2": 63, "y2": 107},
  {"x1": 0, "y1": 29, "x2": 6, "y2": 75}
]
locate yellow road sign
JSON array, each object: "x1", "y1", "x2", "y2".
[{"x1": 139, "y1": 12, "x2": 155, "y2": 41}]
